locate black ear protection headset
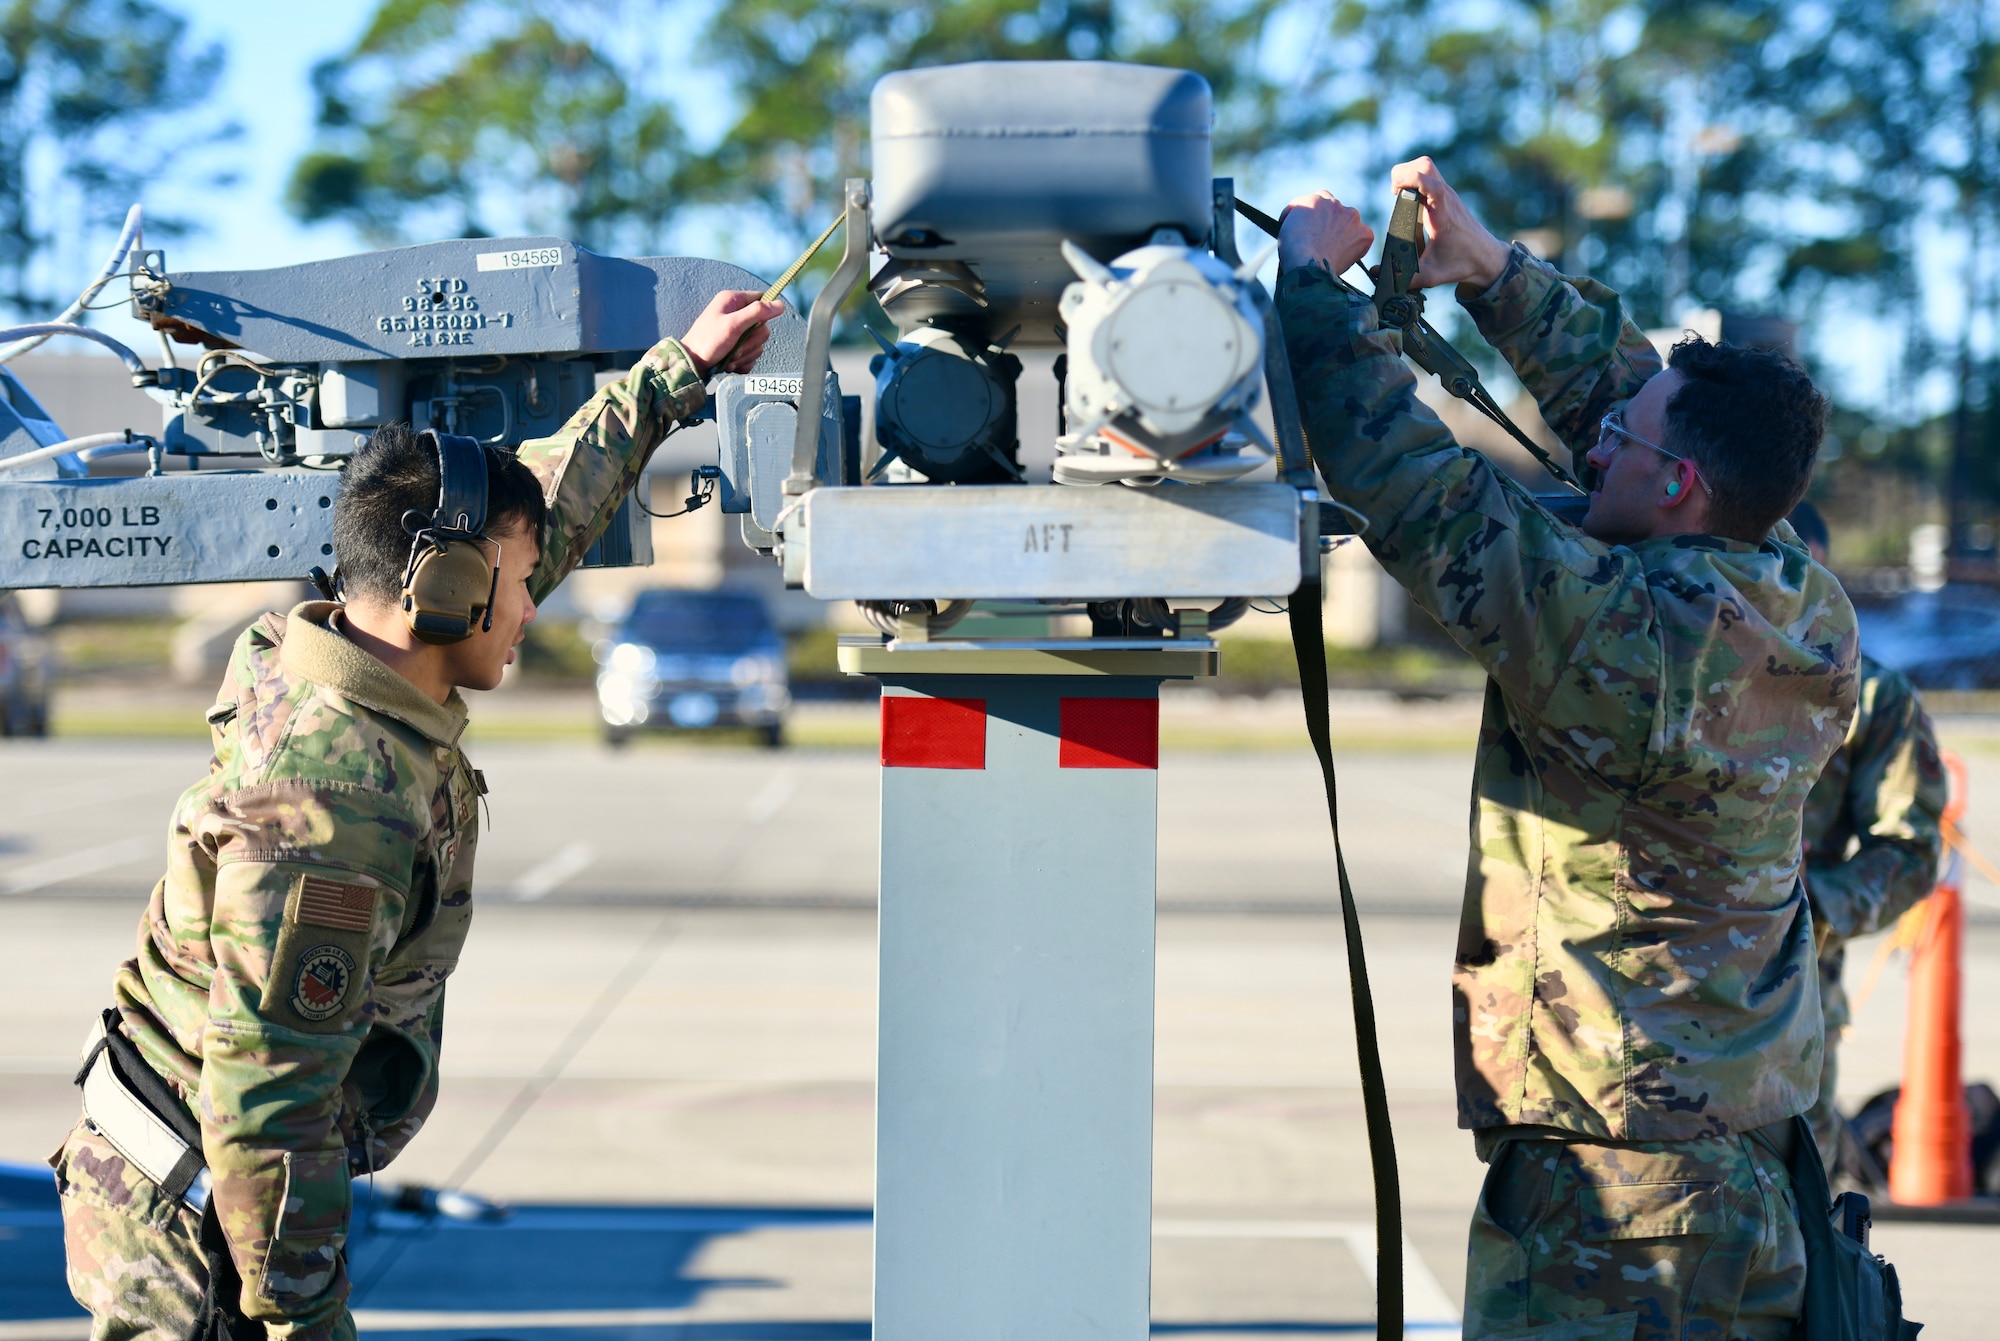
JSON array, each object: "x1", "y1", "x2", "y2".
[{"x1": 399, "y1": 430, "x2": 499, "y2": 645}]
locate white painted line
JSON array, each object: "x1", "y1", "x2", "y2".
[
  {"x1": 0, "y1": 836, "x2": 154, "y2": 895},
  {"x1": 0, "y1": 1058, "x2": 99, "y2": 1075},
  {"x1": 354, "y1": 1307, "x2": 809, "y2": 1330},
  {"x1": 1962, "y1": 881, "x2": 2000, "y2": 911},
  {"x1": 6, "y1": 777, "x2": 151, "y2": 822},
  {"x1": 1155, "y1": 1218, "x2": 1364, "y2": 1238},
  {"x1": 1154, "y1": 1219, "x2": 1461, "y2": 1328},
  {"x1": 744, "y1": 769, "x2": 800, "y2": 825},
  {"x1": 0, "y1": 1323, "x2": 90, "y2": 1341},
  {"x1": 508, "y1": 841, "x2": 595, "y2": 902},
  {"x1": 0, "y1": 1222, "x2": 1460, "y2": 1341},
  {"x1": 0, "y1": 1056, "x2": 1445, "y2": 1094}
]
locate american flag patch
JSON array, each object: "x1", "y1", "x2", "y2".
[{"x1": 295, "y1": 877, "x2": 377, "y2": 932}]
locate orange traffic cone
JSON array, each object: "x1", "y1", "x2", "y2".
[{"x1": 1889, "y1": 751, "x2": 1974, "y2": 1204}]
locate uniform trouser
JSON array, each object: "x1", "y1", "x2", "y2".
[
  {"x1": 1463, "y1": 1131, "x2": 1808, "y2": 1341},
  {"x1": 53, "y1": 1119, "x2": 210, "y2": 1341},
  {"x1": 52, "y1": 1120, "x2": 356, "y2": 1341}
]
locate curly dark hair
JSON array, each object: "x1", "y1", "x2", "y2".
[
  {"x1": 332, "y1": 423, "x2": 548, "y2": 602},
  {"x1": 1663, "y1": 335, "x2": 1828, "y2": 541}
]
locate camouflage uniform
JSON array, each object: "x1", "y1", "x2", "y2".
[
  {"x1": 1279, "y1": 247, "x2": 1858, "y2": 1341},
  {"x1": 1466, "y1": 1133, "x2": 1806, "y2": 1341},
  {"x1": 53, "y1": 337, "x2": 707, "y2": 1341},
  {"x1": 1799, "y1": 654, "x2": 1947, "y2": 1171}
]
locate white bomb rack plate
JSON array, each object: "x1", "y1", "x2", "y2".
[{"x1": 782, "y1": 481, "x2": 1308, "y2": 601}]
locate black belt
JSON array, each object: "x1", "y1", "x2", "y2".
[{"x1": 74, "y1": 1010, "x2": 260, "y2": 1341}]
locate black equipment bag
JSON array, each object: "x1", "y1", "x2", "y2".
[{"x1": 1759, "y1": 1115, "x2": 1921, "y2": 1340}]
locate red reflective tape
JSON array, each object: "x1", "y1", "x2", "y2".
[
  {"x1": 881, "y1": 696, "x2": 986, "y2": 769},
  {"x1": 1059, "y1": 697, "x2": 1158, "y2": 769}
]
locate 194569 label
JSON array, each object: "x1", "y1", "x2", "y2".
[{"x1": 476, "y1": 247, "x2": 564, "y2": 271}]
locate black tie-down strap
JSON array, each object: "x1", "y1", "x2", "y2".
[
  {"x1": 1289, "y1": 583, "x2": 1405, "y2": 1341},
  {"x1": 1233, "y1": 195, "x2": 1581, "y2": 496}
]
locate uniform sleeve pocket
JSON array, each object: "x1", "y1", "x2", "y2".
[
  {"x1": 255, "y1": 1149, "x2": 351, "y2": 1313},
  {"x1": 1577, "y1": 1180, "x2": 1723, "y2": 1239}
]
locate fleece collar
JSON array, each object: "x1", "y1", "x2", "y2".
[{"x1": 278, "y1": 600, "x2": 468, "y2": 747}]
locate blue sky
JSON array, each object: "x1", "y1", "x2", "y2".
[{"x1": 69, "y1": 1, "x2": 376, "y2": 353}]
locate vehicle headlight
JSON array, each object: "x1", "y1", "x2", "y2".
[
  {"x1": 599, "y1": 669, "x2": 657, "y2": 703},
  {"x1": 731, "y1": 654, "x2": 784, "y2": 686},
  {"x1": 598, "y1": 672, "x2": 653, "y2": 726},
  {"x1": 608, "y1": 642, "x2": 657, "y2": 675}
]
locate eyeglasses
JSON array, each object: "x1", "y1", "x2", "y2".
[{"x1": 1596, "y1": 410, "x2": 1712, "y2": 496}]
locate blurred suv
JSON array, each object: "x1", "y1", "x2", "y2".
[{"x1": 596, "y1": 589, "x2": 790, "y2": 747}]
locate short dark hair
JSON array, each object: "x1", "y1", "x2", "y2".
[
  {"x1": 1663, "y1": 335, "x2": 1828, "y2": 541},
  {"x1": 333, "y1": 423, "x2": 548, "y2": 602},
  {"x1": 1787, "y1": 499, "x2": 1829, "y2": 553}
]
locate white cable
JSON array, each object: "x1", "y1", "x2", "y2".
[
  {"x1": 0, "y1": 322, "x2": 173, "y2": 406},
  {"x1": 0, "y1": 324, "x2": 147, "y2": 378},
  {"x1": 0, "y1": 204, "x2": 143, "y2": 365},
  {"x1": 0, "y1": 431, "x2": 155, "y2": 474}
]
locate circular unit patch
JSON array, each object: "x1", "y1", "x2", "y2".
[{"x1": 290, "y1": 944, "x2": 357, "y2": 1022}]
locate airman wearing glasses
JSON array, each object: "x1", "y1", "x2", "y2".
[{"x1": 1277, "y1": 161, "x2": 1858, "y2": 1341}]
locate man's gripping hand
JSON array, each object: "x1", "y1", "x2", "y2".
[
  {"x1": 1387, "y1": 157, "x2": 1512, "y2": 293},
  {"x1": 1278, "y1": 190, "x2": 1375, "y2": 278},
  {"x1": 680, "y1": 291, "x2": 786, "y2": 378}
]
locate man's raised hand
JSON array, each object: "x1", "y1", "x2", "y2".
[
  {"x1": 681, "y1": 291, "x2": 787, "y2": 377},
  {"x1": 1387, "y1": 157, "x2": 1512, "y2": 293},
  {"x1": 1278, "y1": 190, "x2": 1376, "y2": 279}
]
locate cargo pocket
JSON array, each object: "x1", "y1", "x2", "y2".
[
  {"x1": 1465, "y1": 1141, "x2": 1561, "y2": 1332},
  {"x1": 257, "y1": 1149, "x2": 350, "y2": 1313},
  {"x1": 1577, "y1": 1180, "x2": 1724, "y2": 1240}
]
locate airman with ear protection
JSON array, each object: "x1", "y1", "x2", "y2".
[{"x1": 55, "y1": 286, "x2": 786, "y2": 1341}]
